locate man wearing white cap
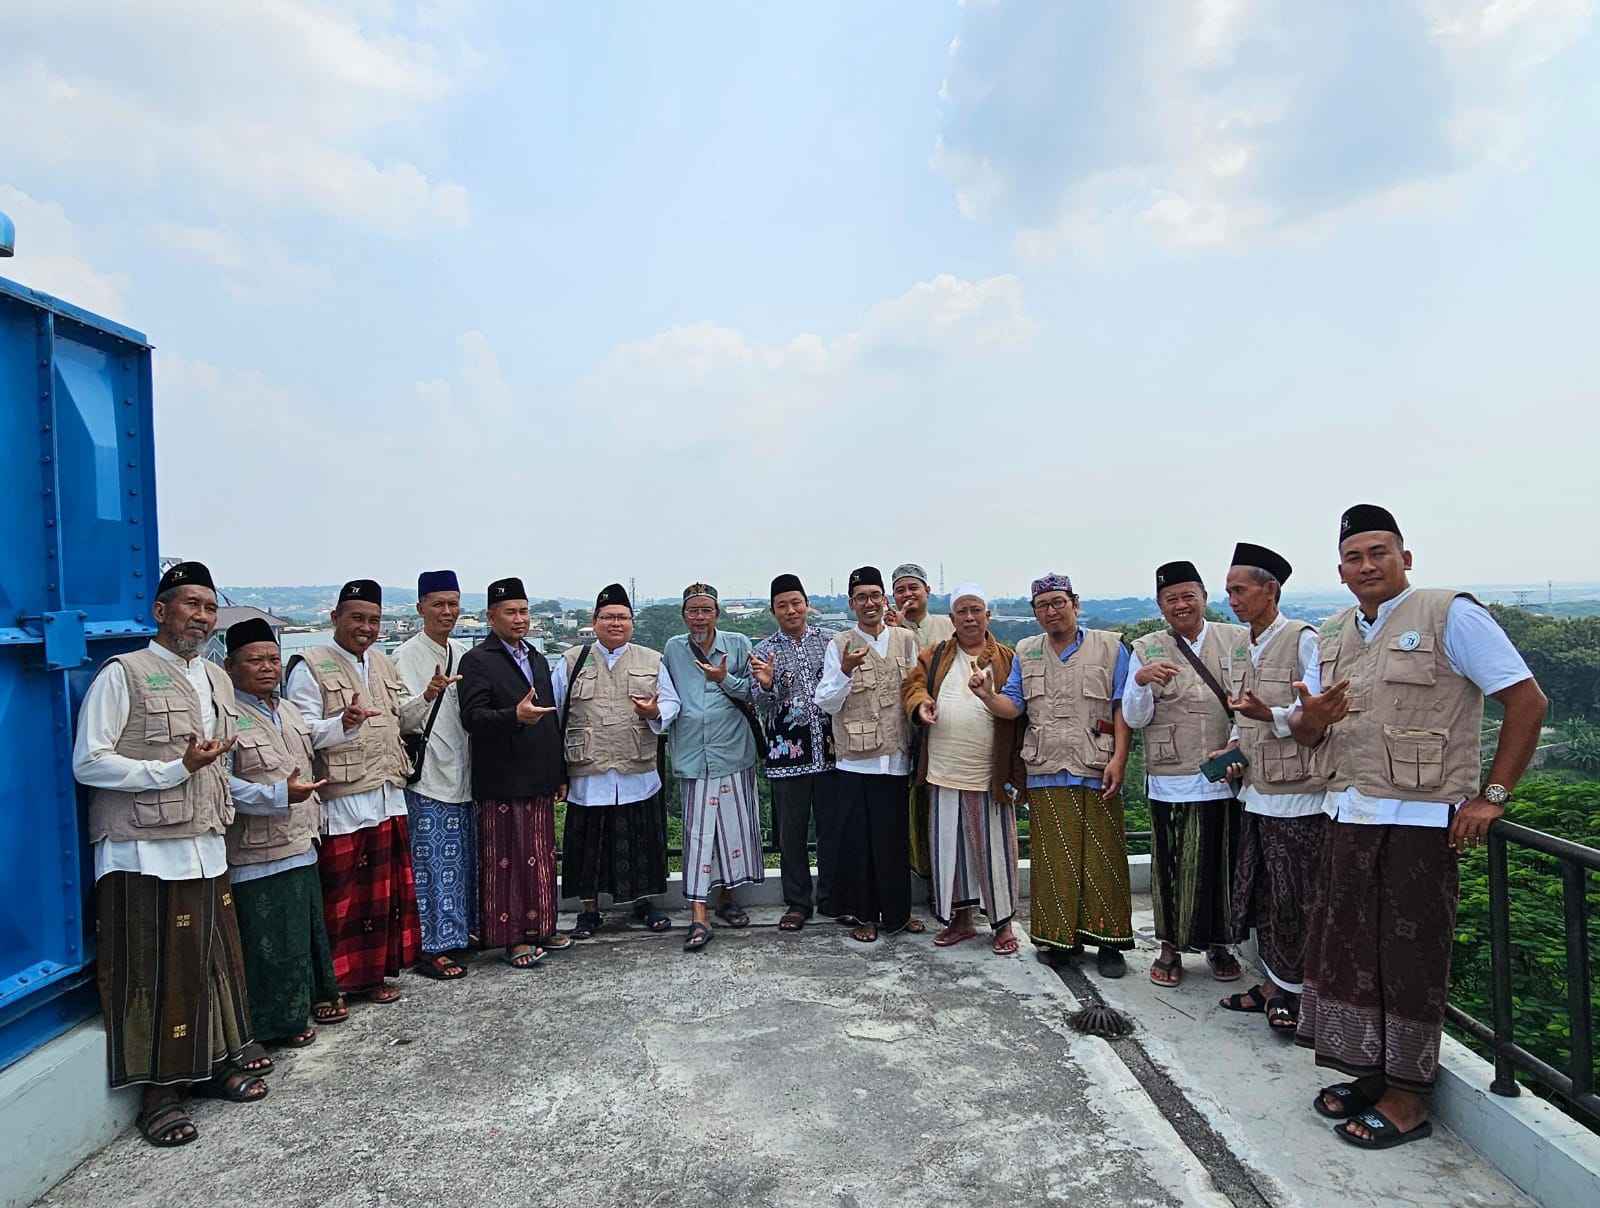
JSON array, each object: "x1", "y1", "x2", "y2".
[{"x1": 902, "y1": 584, "x2": 1023, "y2": 956}]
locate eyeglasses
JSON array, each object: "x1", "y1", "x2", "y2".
[
  {"x1": 684, "y1": 607, "x2": 717, "y2": 618},
  {"x1": 1034, "y1": 597, "x2": 1073, "y2": 614},
  {"x1": 852, "y1": 593, "x2": 886, "y2": 606}
]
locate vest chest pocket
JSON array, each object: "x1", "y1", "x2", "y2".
[
  {"x1": 131, "y1": 785, "x2": 193, "y2": 828},
  {"x1": 625, "y1": 670, "x2": 657, "y2": 700},
  {"x1": 564, "y1": 726, "x2": 591, "y2": 763},
  {"x1": 850, "y1": 664, "x2": 878, "y2": 694},
  {"x1": 1382, "y1": 634, "x2": 1437, "y2": 687},
  {"x1": 570, "y1": 673, "x2": 598, "y2": 702},
  {"x1": 1382, "y1": 725, "x2": 1446, "y2": 791},
  {"x1": 142, "y1": 696, "x2": 192, "y2": 744},
  {"x1": 1021, "y1": 667, "x2": 1046, "y2": 703},
  {"x1": 1255, "y1": 666, "x2": 1296, "y2": 707},
  {"x1": 1257, "y1": 735, "x2": 1310, "y2": 784},
  {"x1": 233, "y1": 731, "x2": 281, "y2": 776},
  {"x1": 323, "y1": 747, "x2": 367, "y2": 784},
  {"x1": 842, "y1": 718, "x2": 881, "y2": 753},
  {"x1": 1145, "y1": 723, "x2": 1179, "y2": 765}
]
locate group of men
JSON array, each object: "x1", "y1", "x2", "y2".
[{"x1": 76, "y1": 504, "x2": 1547, "y2": 1157}]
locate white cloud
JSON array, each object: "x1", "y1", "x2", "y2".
[
  {"x1": 0, "y1": 185, "x2": 127, "y2": 315},
  {"x1": 0, "y1": 1, "x2": 474, "y2": 236},
  {"x1": 151, "y1": 222, "x2": 336, "y2": 298}
]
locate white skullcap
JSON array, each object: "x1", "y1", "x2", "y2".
[{"x1": 950, "y1": 582, "x2": 987, "y2": 606}]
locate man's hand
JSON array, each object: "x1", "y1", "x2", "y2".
[
  {"x1": 695, "y1": 653, "x2": 729, "y2": 684},
  {"x1": 885, "y1": 607, "x2": 904, "y2": 628},
  {"x1": 1101, "y1": 754, "x2": 1126, "y2": 801},
  {"x1": 1206, "y1": 741, "x2": 1246, "y2": 782},
  {"x1": 423, "y1": 663, "x2": 464, "y2": 702},
  {"x1": 1294, "y1": 678, "x2": 1350, "y2": 730},
  {"x1": 340, "y1": 692, "x2": 381, "y2": 732},
  {"x1": 182, "y1": 733, "x2": 236, "y2": 773},
  {"x1": 968, "y1": 661, "x2": 994, "y2": 695},
  {"x1": 516, "y1": 686, "x2": 556, "y2": 725},
  {"x1": 1134, "y1": 659, "x2": 1182, "y2": 688},
  {"x1": 630, "y1": 694, "x2": 661, "y2": 720},
  {"x1": 917, "y1": 700, "x2": 938, "y2": 725},
  {"x1": 1228, "y1": 691, "x2": 1274, "y2": 724},
  {"x1": 840, "y1": 642, "x2": 869, "y2": 675},
  {"x1": 1449, "y1": 796, "x2": 1504, "y2": 851},
  {"x1": 749, "y1": 653, "x2": 775, "y2": 690},
  {"x1": 285, "y1": 766, "x2": 329, "y2": 804}
]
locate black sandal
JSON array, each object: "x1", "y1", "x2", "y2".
[
  {"x1": 1206, "y1": 948, "x2": 1243, "y2": 982},
  {"x1": 139, "y1": 1100, "x2": 198, "y2": 1148},
  {"x1": 633, "y1": 900, "x2": 673, "y2": 932},
  {"x1": 504, "y1": 945, "x2": 543, "y2": 970},
  {"x1": 1219, "y1": 986, "x2": 1270, "y2": 1013},
  {"x1": 778, "y1": 910, "x2": 806, "y2": 932},
  {"x1": 572, "y1": 910, "x2": 604, "y2": 939},
  {"x1": 413, "y1": 953, "x2": 468, "y2": 980},
  {"x1": 714, "y1": 902, "x2": 750, "y2": 928},
  {"x1": 192, "y1": 1069, "x2": 269, "y2": 1103},
  {"x1": 1335, "y1": 1108, "x2": 1434, "y2": 1150},
  {"x1": 1313, "y1": 1082, "x2": 1378, "y2": 1120},
  {"x1": 1266, "y1": 996, "x2": 1299, "y2": 1032},
  {"x1": 684, "y1": 921, "x2": 712, "y2": 951}
]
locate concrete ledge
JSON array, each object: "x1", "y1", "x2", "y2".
[
  {"x1": 1432, "y1": 1033, "x2": 1600, "y2": 1208},
  {"x1": 0, "y1": 1020, "x2": 136, "y2": 1208}
]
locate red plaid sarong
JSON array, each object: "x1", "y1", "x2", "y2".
[
  {"x1": 477, "y1": 797, "x2": 558, "y2": 945},
  {"x1": 318, "y1": 816, "x2": 421, "y2": 991}
]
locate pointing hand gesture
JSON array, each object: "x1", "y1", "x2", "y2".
[
  {"x1": 840, "y1": 642, "x2": 869, "y2": 675},
  {"x1": 1134, "y1": 659, "x2": 1182, "y2": 688},
  {"x1": 286, "y1": 766, "x2": 329, "y2": 804},
  {"x1": 630, "y1": 693, "x2": 661, "y2": 720},
  {"x1": 1227, "y1": 690, "x2": 1274, "y2": 723},
  {"x1": 424, "y1": 663, "x2": 464, "y2": 702},
  {"x1": 1294, "y1": 678, "x2": 1350, "y2": 730},
  {"x1": 340, "y1": 692, "x2": 381, "y2": 732},
  {"x1": 749, "y1": 653, "x2": 775, "y2": 690},
  {"x1": 695, "y1": 653, "x2": 729, "y2": 684},
  {"x1": 182, "y1": 733, "x2": 236, "y2": 773},
  {"x1": 516, "y1": 685, "x2": 556, "y2": 725}
]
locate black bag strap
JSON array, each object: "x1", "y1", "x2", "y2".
[
  {"x1": 1166, "y1": 628, "x2": 1233, "y2": 718},
  {"x1": 419, "y1": 644, "x2": 453, "y2": 744},
  {"x1": 687, "y1": 634, "x2": 767, "y2": 757},
  {"x1": 559, "y1": 642, "x2": 593, "y2": 736}
]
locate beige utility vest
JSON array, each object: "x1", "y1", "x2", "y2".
[
  {"x1": 293, "y1": 645, "x2": 411, "y2": 798},
  {"x1": 88, "y1": 649, "x2": 239, "y2": 843},
  {"x1": 563, "y1": 643, "x2": 662, "y2": 776},
  {"x1": 1015, "y1": 629, "x2": 1124, "y2": 777},
  {"x1": 225, "y1": 697, "x2": 322, "y2": 866},
  {"x1": 1228, "y1": 619, "x2": 1323, "y2": 794},
  {"x1": 831, "y1": 628, "x2": 919, "y2": 761},
  {"x1": 1130, "y1": 623, "x2": 1247, "y2": 775},
  {"x1": 1320, "y1": 589, "x2": 1485, "y2": 803}
]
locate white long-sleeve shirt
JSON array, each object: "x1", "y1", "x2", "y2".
[
  {"x1": 550, "y1": 642, "x2": 668, "y2": 806},
  {"x1": 814, "y1": 626, "x2": 912, "y2": 777},
  {"x1": 72, "y1": 640, "x2": 228, "y2": 882},
  {"x1": 1121, "y1": 622, "x2": 1234, "y2": 803},
  {"x1": 1321, "y1": 588, "x2": 1532, "y2": 828},
  {"x1": 1229, "y1": 615, "x2": 1326, "y2": 819},
  {"x1": 285, "y1": 641, "x2": 430, "y2": 836},
  {"x1": 392, "y1": 631, "x2": 473, "y2": 804}
]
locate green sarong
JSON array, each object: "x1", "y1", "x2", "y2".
[{"x1": 232, "y1": 863, "x2": 341, "y2": 1043}]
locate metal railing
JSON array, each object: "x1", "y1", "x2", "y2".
[{"x1": 1443, "y1": 819, "x2": 1599, "y2": 1125}]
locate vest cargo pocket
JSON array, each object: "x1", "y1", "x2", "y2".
[
  {"x1": 1258, "y1": 734, "x2": 1309, "y2": 783},
  {"x1": 242, "y1": 814, "x2": 275, "y2": 847},
  {"x1": 234, "y1": 733, "x2": 277, "y2": 775},
  {"x1": 1383, "y1": 725, "x2": 1447, "y2": 791},
  {"x1": 844, "y1": 718, "x2": 881, "y2": 753},
  {"x1": 131, "y1": 785, "x2": 192, "y2": 827},
  {"x1": 1021, "y1": 724, "x2": 1042, "y2": 764},
  {"x1": 632, "y1": 726, "x2": 657, "y2": 761},
  {"x1": 1081, "y1": 727, "x2": 1114, "y2": 770},
  {"x1": 325, "y1": 747, "x2": 365, "y2": 784},
  {"x1": 565, "y1": 727, "x2": 591, "y2": 763},
  {"x1": 626, "y1": 670, "x2": 657, "y2": 699},
  {"x1": 571, "y1": 673, "x2": 597, "y2": 701},
  {"x1": 142, "y1": 696, "x2": 183, "y2": 743},
  {"x1": 1021, "y1": 668, "x2": 1045, "y2": 701},
  {"x1": 1146, "y1": 723, "x2": 1179, "y2": 766},
  {"x1": 1382, "y1": 634, "x2": 1437, "y2": 687},
  {"x1": 850, "y1": 665, "x2": 878, "y2": 693}
]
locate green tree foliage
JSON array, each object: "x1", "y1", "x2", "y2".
[
  {"x1": 1487, "y1": 605, "x2": 1600, "y2": 721},
  {"x1": 1449, "y1": 775, "x2": 1600, "y2": 1101}
]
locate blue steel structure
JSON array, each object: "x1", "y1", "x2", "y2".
[{"x1": 0, "y1": 273, "x2": 158, "y2": 1071}]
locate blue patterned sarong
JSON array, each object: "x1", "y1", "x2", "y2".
[{"x1": 406, "y1": 791, "x2": 478, "y2": 954}]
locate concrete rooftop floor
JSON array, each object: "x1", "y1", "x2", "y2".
[{"x1": 38, "y1": 897, "x2": 1535, "y2": 1208}]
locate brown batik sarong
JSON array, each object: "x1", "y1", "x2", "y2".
[
  {"x1": 1295, "y1": 820, "x2": 1459, "y2": 1095},
  {"x1": 1027, "y1": 786, "x2": 1134, "y2": 951},
  {"x1": 96, "y1": 871, "x2": 254, "y2": 1088},
  {"x1": 1229, "y1": 811, "x2": 1327, "y2": 992},
  {"x1": 1149, "y1": 798, "x2": 1243, "y2": 952},
  {"x1": 478, "y1": 796, "x2": 559, "y2": 945}
]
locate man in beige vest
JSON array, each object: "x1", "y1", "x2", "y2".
[
  {"x1": 222, "y1": 617, "x2": 346, "y2": 1049},
  {"x1": 889, "y1": 561, "x2": 953, "y2": 894},
  {"x1": 1291, "y1": 505, "x2": 1546, "y2": 1151},
  {"x1": 286, "y1": 579, "x2": 444, "y2": 1003},
  {"x1": 1123, "y1": 561, "x2": 1250, "y2": 988},
  {"x1": 815, "y1": 566, "x2": 927, "y2": 943},
  {"x1": 974, "y1": 571, "x2": 1133, "y2": 977},
  {"x1": 553, "y1": 583, "x2": 672, "y2": 939},
  {"x1": 72, "y1": 561, "x2": 265, "y2": 1148},
  {"x1": 1210, "y1": 544, "x2": 1326, "y2": 1034}
]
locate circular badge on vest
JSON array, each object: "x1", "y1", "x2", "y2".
[{"x1": 1396, "y1": 630, "x2": 1422, "y2": 651}]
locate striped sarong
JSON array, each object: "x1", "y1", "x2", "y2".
[
  {"x1": 1150, "y1": 798, "x2": 1243, "y2": 952},
  {"x1": 95, "y1": 871, "x2": 254, "y2": 1088},
  {"x1": 318, "y1": 816, "x2": 422, "y2": 991},
  {"x1": 929, "y1": 786, "x2": 1019, "y2": 928},
  {"x1": 478, "y1": 796, "x2": 559, "y2": 945},
  {"x1": 406, "y1": 790, "x2": 478, "y2": 955},
  {"x1": 680, "y1": 769, "x2": 765, "y2": 902},
  {"x1": 1027, "y1": 786, "x2": 1134, "y2": 951},
  {"x1": 232, "y1": 864, "x2": 341, "y2": 1043}
]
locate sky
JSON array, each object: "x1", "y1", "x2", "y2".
[{"x1": 3, "y1": 0, "x2": 1597, "y2": 603}]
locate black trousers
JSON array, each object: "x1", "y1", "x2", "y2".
[
  {"x1": 770, "y1": 771, "x2": 839, "y2": 916},
  {"x1": 831, "y1": 771, "x2": 911, "y2": 930}
]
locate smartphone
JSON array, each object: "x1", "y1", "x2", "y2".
[{"x1": 1199, "y1": 748, "x2": 1249, "y2": 783}]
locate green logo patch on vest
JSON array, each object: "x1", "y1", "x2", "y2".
[
  {"x1": 1144, "y1": 643, "x2": 1165, "y2": 660},
  {"x1": 317, "y1": 659, "x2": 340, "y2": 672},
  {"x1": 144, "y1": 673, "x2": 175, "y2": 689},
  {"x1": 1023, "y1": 646, "x2": 1045, "y2": 660},
  {"x1": 1234, "y1": 644, "x2": 1249, "y2": 660},
  {"x1": 1319, "y1": 619, "x2": 1342, "y2": 639},
  {"x1": 236, "y1": 715, "x2": 256, "y2": 730}
]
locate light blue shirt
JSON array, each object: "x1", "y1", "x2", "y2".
[
  {"x1": 1000, "y1": 627, "x2": 1130, "y2": 790},
  {"x1": 226, "y1": 690, "x2": 320, "y2": 885},
  {"x1": 659, "y1": 630, "x2": 758, "y2": 779}
]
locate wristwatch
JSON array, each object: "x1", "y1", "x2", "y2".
[{"x1": 1483, "y1": 783, "x2": 1510, "y2": 806}]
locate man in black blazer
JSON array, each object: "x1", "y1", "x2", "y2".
[{"x1": 458, "y1": 577, "x2": 569, "y2": 968}]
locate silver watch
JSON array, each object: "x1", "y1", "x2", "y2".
[{"x1": 1483, "y1": 783, "x2": 1510, "y2": 806}]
